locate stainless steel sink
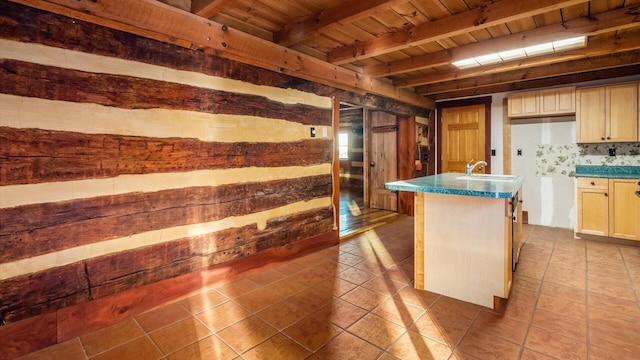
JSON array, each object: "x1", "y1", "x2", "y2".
[{"x1": 457, "y1": 174, "x2": 518, "y2": 181}]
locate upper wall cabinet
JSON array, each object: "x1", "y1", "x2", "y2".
[
  {"x1": 576, "y1": 83, "x2": 639, "y2": 143},
  {"x1": 507, "y1": 87, "x2": 575, "y2": 118}
]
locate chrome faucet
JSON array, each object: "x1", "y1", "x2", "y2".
[{"x1": 465, "y1": 159, "x2": 487, "y2": 175}]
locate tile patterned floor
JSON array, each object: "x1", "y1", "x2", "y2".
[{"x1": 17, "y1": 217, "x2": 640, "y2": 359}]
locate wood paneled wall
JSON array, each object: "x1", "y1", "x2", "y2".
[{"x1": 0, "y1": 1, "x2": 335, "y2": 327}]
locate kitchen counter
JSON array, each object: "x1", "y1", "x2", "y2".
[
  {"x1": 386, "y1": 173, "x2": 524, "y2": 199},
  {"x1": 386, "y1": 173, "x2": 523, "y2": 308},
  {"x1": 575, "y1": 165, "x2": 640, "y2": 179}
]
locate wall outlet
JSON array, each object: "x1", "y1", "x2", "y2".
[
  {"x1": 310, "y1": 127, "x2": 316, "y2": 138},
  {"x1": 608, "y1": 148, "x2": 616, "y2": 156}
]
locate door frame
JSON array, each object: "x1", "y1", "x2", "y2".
[{"x1": 436, "y1": 96, "x2": 492, "y2": 174}]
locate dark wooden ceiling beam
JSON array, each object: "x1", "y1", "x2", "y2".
[
  {"x1": 366, "y1": 5, "x2": 640, "y2": 78},
  {"x1": 191, "y1": 0, "x2": 232, "y2": 18},
  {"x1": 429, "y1": 65, "x2": 640, "y2": 100},
  {"x1": 12, "y1": 0, "x2": 435, "y2": 109},
  {"x1": 329, "y1": 0, "x2": 590, "y2": 65},
  {"x1": 274, "y1": 0, "x2": 406, "y2": 47},
  {"x1": 417, "y1": 50, "x2": 640, "y2": 96},
  {"x1": 399, "y1": 31, "x2": 640, "y2": 88}
]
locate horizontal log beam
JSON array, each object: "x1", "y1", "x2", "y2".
[
  {"x1": 191, "y1": 0, "x2": 231, "y2": 18},
  {"x1": 328, "y1": 0, "x2": 589, "y2": 65},
  {"x1": 366, "y1": 6, "x2": 640, "y2": 78},
  {"x1": 401, "y1": 31, "x2": 640, "y2": 88},
  {"x1": 417, "y1": 50, "x2": 640, "y2": 96},
  {"x1": 11, "y1": 0, "x2": 434, "y2": 109},
  {"x1": 428, "y1": 65, "x2": 640, "y2": 100}
]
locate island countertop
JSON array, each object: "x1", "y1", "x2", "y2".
[{"x1": 385, "y1": 173, "x2": 524, "y2": 199}]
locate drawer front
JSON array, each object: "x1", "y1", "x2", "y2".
[{"x1": 577, "y1": 177, "x2": 608, "y2": 189}]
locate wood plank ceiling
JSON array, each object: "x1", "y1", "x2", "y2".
[
  {"x1": 20, "y1": 0, "x2": 640, "y2": 108},
  {"x1": 183, "y1": 0, "x2": 640, "y2": 103}
]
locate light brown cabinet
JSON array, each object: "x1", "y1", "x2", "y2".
[
  {"x1": 508, "y1": 87, "x2": 576, "y2": 118},
  {"x1": 577, "y1": 177, "x2": 640, "y2": 241},
  {"x1": 539, "y1": 87, "x2": 576, "y2": 115},
  {"x1": 577, "y1": 178, "x2": 609, "y2": 236},
  {"x1": 576, "y1": 83, "x2": 638, "y2": 143}
]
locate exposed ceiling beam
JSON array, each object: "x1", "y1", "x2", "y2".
[
  {"x1": 430, "y1": 65, "x2": 640, "y2": 100},
  {"x1": 191, "y1": 0, "x2": 231, "y2": 18},
  {"x1": 12, "y1": 0, "x2": 434, "y2": 109},
  {"x1": 417, "y1": 50, "x2": 640, "y2": 96},
  {"x1": 328, "y1": 0, "x2": 590, "y2": 65},
  {"x1": 366, "y1": 6, "x2": 640, "y2": 78},
  {"x1": 399, "y1": 31, "x2": 640, "y2": 88},
  {"x1": 275, "y1": 0, "x2": 406, "y2": 47}
]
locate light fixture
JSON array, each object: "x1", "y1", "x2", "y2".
[{"x1": 451, "y1": 36, "x2": 586, "y2": 69}]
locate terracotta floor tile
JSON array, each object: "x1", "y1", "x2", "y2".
[
  {"x1": 338, "y1": 251, "x2": 366, "y2": 266},
  {"x1": 313, "y1": 277, "x2": 358, "y2": 297},
  {"x1": 536, "y1": 293, "x2": 586, "y2": 321},
  {"x1": 589, "y1": 309, "x2": 640, "y2": 353},
  {"x1": 255, "y1": 299, "x2": 309, "y2": 330},
  {"x1": 354, "y1": 259, "x2": 392, "y2": 275},
  {"x1": 429, "y1": 296, "x2": 481, "y2": 326},
  {"x1": 588, "y1": 271, "x2": 633, "y2": 289},
  {"x1": 136, "y1": 302, "x2": 191, "y2": 332},
  {"x1": 450, "y1": 349, "x2": 481, "y2": 360},
  {"x1": 178, "y1": 289, "x2": 229, "y2": 314},
  {"x1": 233, "y1": 287, "x2": 283, "y2": 313},
  {"x1": 525, "y1": 325, "x2": 587, "y2": 359},
  {"x1": 283, "y1": 311, "x2": 342, "y2": 351},
  {"x1": 392, "y1": 287, "x2": 440, "y2": 309},
  {"x1": 214, "y1": 278, "x2": 260, "y2": 299},
  {"x1": 16, "y1": 338, "x2": 86, "y2": 360},
  {"x1": 587, "y1": 279, "x2": 637, "y2": 301},
  {"x1": 272, "y1": 259, "x2": 308, "y2": 276},
  {"x1": 387, "y1": 330, "x2": 452, "y2": 360},
  {"x1": 337, "y1": 267, "x2": 376, "y2": 285},
  {"x1": 148, "y1": 316, "x2": 211, "y2": 355},
  {"x1": 539, "y1": 281, "x2": 585, "y2": 304},
  {"x1": 384, "y1": 265, "x2": 413, "y2": 285},
  {"x1": 289, "y1": 267, "x2": 332, "y2": 287},
  {"x1": 543, "y1": 271, "x2": 586, "y2": 290},
  {"x1": 372, "y1": 298, "x2": 425, "y2": 327},
  {"x1": 315, "y1": 331, "x2": 383, "y2": 360},
  {"x1": 361, "y1": 275, "x2": 405, "y2": 296},
  {"x1": 216, "y1": 316, "x2": 277, "y2": 354},
  {"x1": 511, "y1": 274, "x2": 542, "y2": 293},
  {"x1": 166, "y1": 335, "x2": 237, "y2": 360},
  {"x1": 244, "y1": 269, "x2": 287, "y2": 286},
  {"x1": 341, "y1": 286, "x2": 390, "y2": 311},
  {"x1": 588, "y1": 292, "x2": 640, "y2": 318},
  {"x1": 262, "y1": 277, "x2": 306, "y2": 298},
  {"x1": 531, "y1": 308, "x2": 586, "y2": 341},
  {"x1": 457, "y1": 328, "x2": 521, "y2": 360},
  {"x1": 471, "y1": 310, "x2": 528, "y2": 344},
  {"x1": 196, "y1": 300, "x2": 251, "y2": 331},
  {"x1": 377, "y1": 352, "x2": 404, "y2": 360},
  {"x1": 80, "y1": 318, "x2": 144, "y2": 357},
  {"x1": 90, "y1": 336, "x2": 162, "y2": 360},
  {"x1": 242, "y1": 333, "x2": 311, "y2": 360},
  {"x1": 347, "y1": 313, "x2": 406, "y2": 349},
  {"x1": 590, "y1": 344, "x2": 640, "y2": 360},
  {"x1": 589, "y1": 306, "x2": 640, "y2": 332},
  {"x1": 409, "y1": 311, "x2": 468, "y2": 346},
  {"x1": 287, "y1": 287, "x2": 334, "y2": 312},
  {"x1": 520, "y1": 348, "x2": 555, "y2": 360},
  {"x1": 319, "y1": 298, "x2": 368, "y2": 329}
]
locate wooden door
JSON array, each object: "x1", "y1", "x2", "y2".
[
  {"x1": 609, "y1": 178, "x2": 639, "y2": 240},
  {"x1": 369, "y1": 111, "x2": 397, "y2": 211},
  {"x1": 441, "y1": 104, "x2": 486, "y2": 173}
]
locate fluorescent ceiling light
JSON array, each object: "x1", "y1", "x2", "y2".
[{"x1": 451, "y1": 35, "x2": 586, "y2": 69}]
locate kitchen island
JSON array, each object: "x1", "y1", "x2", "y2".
[{"x1": 386, "y1": 173, "x2": 524, "y2": 308}]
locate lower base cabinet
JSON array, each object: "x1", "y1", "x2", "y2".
[{"x1": 577, "y1": 177, "x2": 640, "y2": 241}]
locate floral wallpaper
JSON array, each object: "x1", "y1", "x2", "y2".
[{"x1": 536, "y1": 143, "x2": 640, "y2": 176}]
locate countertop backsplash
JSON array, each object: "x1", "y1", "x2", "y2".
[{"x1": 536, "y1": 143, "x2": 640, "y2": 177}]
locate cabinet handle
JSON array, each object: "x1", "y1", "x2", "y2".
[
  {"x1": 606, "y1": 137, "x2": 611, "y2": 140},
  {"x1": 590, "y1": 181, "x2": 595, "y2": 186},
  {"x1": 604, "y1": 193, "x2": 608, "y2": 197},
  {"x1": 601, "y1": 137, "x2": 605, "y2": 140}
]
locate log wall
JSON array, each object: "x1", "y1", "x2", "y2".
[{"x1": 0, "y1": 1, "x2": 335, "y2": 326}]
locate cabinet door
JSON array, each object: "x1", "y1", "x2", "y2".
[
  {"x1": 577, "y1": 178, "x2": 609, "y2": 236},
  {"x1": 576, "y1": 87, "x2": 606, "y2": 143},
  {"x1": 508, "y1": 91, "x2": 538, "y2": 117},
  {"x1": 540, "y1": 87, "x2": 575, "y2": 115},
  {"x1": 609, "y1": 179, "x2": 640, "y2": 241},
  {"x1": 606, "y1": 83, "x2": 638, "y2": 142}
]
